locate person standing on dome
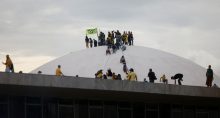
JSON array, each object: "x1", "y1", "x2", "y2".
[
  {"x1": 206, "y1": 65, "x2": 213, "y2": 87},
  {"x1": 93, "y1": 39, "x2": 97, "y2": 47},
  {"x1": 85, "y1": 36, "x2": 89, "y2": 48},
  {"x1": 2, "y1": 54, "x2": 14, "y2": 73},
  {"x1": 56, "y1": 65, "x2": 64, "y2": 76},
  {"x1": 130, "y1": 31, "x2": 134, "y2": 45},
  {"x1": 89, "y1": 38, "x2": 93, "y2": 48}
]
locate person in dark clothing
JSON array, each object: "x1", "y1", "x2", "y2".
[
  {"x1": 148, "y1": 68, "x2": 157, "y2": 83},
  {"x1": 128, "y1": 31, "x2": 132, "y2": 46},
  {"x1": 116, "y1": 74, "x2": 122, "y2": 80},
  {"x1": 89, "y1": 38, "x2": 93, "y2": 48},
  {"x1": 120, "y1": 56, "x2": 126, "y2": 64},
  {"x1": 98, "y1": 32, "x2": 105, "y2": 46},
  {"x1": 112, "y1": 44, "x2": 117, "y2": 53},
  {"x1": 85, "y1": 36, "x2": 89, "y2": 48},
  {"x1": 206, "y1": 65, "x2": 213, "y2": 87},
  {"x1": 123, "y1": 63, "x2": 128, "y2": 74},
  {"x1": 130, "y1": 32, "x2": 134, "y2": 45},
  {"x1": 93, "y1": 39, "x2": 97, "y2": 47},
  {"x1": 121, "y1": 44, "x2": 126, "y2": 51},
  {"x1": 106, "y1": 47, "x2": 111, "y2": 55},
  {"x1": 103, "y1": 74, "x2": 107, "y2": 79},
  {"x1": 171, "y1": 73, "x2": 183, "y2": 85},
  {"x1": 106, "y1": 69, "x2": 113, "y2": 77}
]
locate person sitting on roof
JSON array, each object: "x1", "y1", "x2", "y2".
[
  {"x1": 95, "y1": 70, "x2": 103, "y2": 79},
  {"x1": 106, "y1": 69, "x2": 113, "y2": 79},
  {"x1": 160, "y1": 74, "x2": 168, "y2": 84},
  {"x1": 56, "y1": 65, "x2": 64, "y2": 76},
  {"x1": 112, "y1": 73, "x2": 117, "y2": 80},
  {"x1": 116, "y1": 74, "x2": 122, "y2": 80}
]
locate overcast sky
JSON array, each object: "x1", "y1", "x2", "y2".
[{"x1": 0, "y1": 0, "x2": 220, "y2": 76}]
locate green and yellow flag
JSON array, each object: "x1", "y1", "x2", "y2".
[{"x1": 86, "y1": 28, "x2": 98, "y2": 35}]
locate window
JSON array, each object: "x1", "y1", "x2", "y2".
[
  {"x1": 146, "y1": 104, "x2": 159, "y2": 118},
  {"x1": 43, "y1": 98, "x2": 58, "y2": 118},
  {"x1": 0, "y1": 104, "x2": 8, "y2": 118},
  {"x1": 59, "y1": 105, "x2": 74, "y2": 118},
  {"x1": 183, "y1": 106, "x2": 195, "y2": 118},
  {"x1": 133, "y1": 103, "x2": 145, "y2": 118},
  {"x1": 89, "y1": 100, "x2": 103, "y2": 118},
  {"x1": 172, "y1": 104, "x2": 183, "y2": 118},
  {"x1": 59, "y1": 98, "x2": 74, "y2": 118},
  {"x1": 26, "y1": 97, "x2": 42, "y2": 118},
  {"x1": 118, "y1": 102, "x2": 131, "y2": 118},
  {"x1": 104, "y1": 101, "x2": 117, "y2": 118},
  {"x1": 78, "y1": 100, "x2": 88, "y2": 118},
  {"x1": 10, "y1": 96, "x2": 25, "y2": 118}
]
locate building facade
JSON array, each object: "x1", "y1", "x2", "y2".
[{"x1": 0, "y1": 72, "x2": 220, "y2": 118}]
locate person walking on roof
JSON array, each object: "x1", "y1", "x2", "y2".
[
  {"x1": 56, "y1": 65, "x2": 64, "y2": 76},
  {"x1": 2, "y1": 55, "x2": 14, "y2": 73},
  {"x1": 206, "y1": 65, "x2": 213, "y2": 87},
  {"x1": 148, "y1": 68, "x2": 157, "y2": 83}
]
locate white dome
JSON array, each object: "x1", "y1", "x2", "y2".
[{"x1": 31, "y1": 46, "x2": 220, "y2": 86}]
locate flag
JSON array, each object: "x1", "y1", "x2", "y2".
[{"x1": 86, "y1": 28, "x2": 98, "y2": 35}]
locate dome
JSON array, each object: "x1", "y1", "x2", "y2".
[{"x1": 31, "y1": 46, "x2": 220, "y2": 86}]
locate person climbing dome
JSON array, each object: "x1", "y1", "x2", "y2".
[
  {"x1": 120, "y1": 56, "x2": 126, "y2": 64},
  {"x1": 123, "y1": 63, "x2": 128, "y2": 74},
  {"x1": 106, "y1": 47, "x2": 111, "y2": 55}
]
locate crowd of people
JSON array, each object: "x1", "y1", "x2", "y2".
[
  {"x1": 85, "y1": 30, "x2": 134, "y2": 49},
  {"x1": 0, "y1": 54, "x2": 215, "y2": 87}
]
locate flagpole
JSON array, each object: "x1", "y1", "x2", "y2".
[{"x1": 97, "y1": 28, "x2": 99, "y2": 40}]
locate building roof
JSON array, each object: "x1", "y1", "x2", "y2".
[{"x1": 1, "y1": 72, "x2": 220, "y2": 105}]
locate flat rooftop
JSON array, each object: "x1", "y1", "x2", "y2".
[{"x1": 0, "y1": 72, "x2": 220, "y2": 105}]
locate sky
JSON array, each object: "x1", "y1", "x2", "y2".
[{"x1": 0, "y1": 0, "x2": 220, "y2": 77}]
